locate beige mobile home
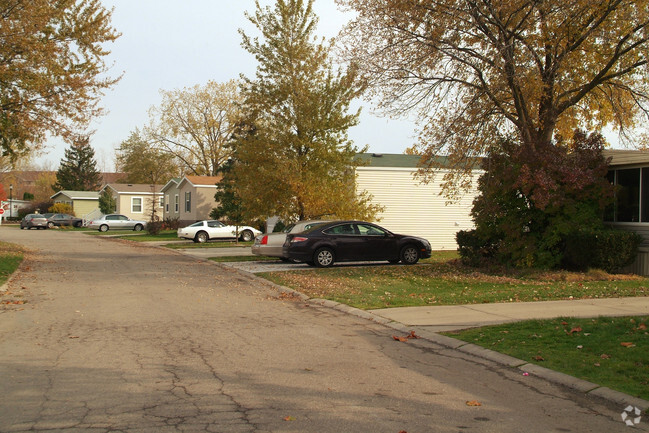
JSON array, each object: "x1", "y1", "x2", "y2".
[
  {"x1": 176, "y1": 175, "x2": 221, "y2": 226},
  {"x1": 100, "y1": 184, "x2": 163, "y2": 221},
  {"x1": 50, "y1": 190, "x2": 100, "y2": 220},
  {"x1": 355, "y1": 153, "x2": 480, "y2": 250}
]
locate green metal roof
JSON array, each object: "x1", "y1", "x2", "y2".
[{"x1": 355, "y1": 153, "x2": 459, "y2": 168}]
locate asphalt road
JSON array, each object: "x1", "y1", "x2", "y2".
[{"x1": 0, "y1": 227, "x2": 642, "y2": 432}]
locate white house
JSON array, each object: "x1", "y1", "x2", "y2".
[{"x1": 355, "y1": 153, "x2": 480, "y2": 250}]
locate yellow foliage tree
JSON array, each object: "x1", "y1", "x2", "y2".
[
  {"x1": 235, "y1": 0, "x2": 382, "y2": 222},
  {"x1": 337, "y1": 0, "x2": 649, "y2": 194},
  {"x1": 146, "y1": 80, "x2": 242, "y2": 176},
  {"x1": 0, "y1": 0, "x2": 121, "y2": 165}
]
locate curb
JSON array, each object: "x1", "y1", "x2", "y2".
[{"x1": 137, "y1": 243, "x2": 649, "y2": 412}]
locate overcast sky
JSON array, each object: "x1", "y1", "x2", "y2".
[{"x1": 35, "y1": 0, "x2": 418, "y2": 172}]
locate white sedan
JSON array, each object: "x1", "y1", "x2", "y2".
[{"x1": 177, "y1": 220, "x2": 262, "y2": 243}]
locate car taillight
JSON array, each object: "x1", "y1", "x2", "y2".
[
  {"x1": 291, "y1": 236, "x2": 308, "y2": 243},
  {"x1": 261, "y1": 235, "x2": 268, "y2": 245}
]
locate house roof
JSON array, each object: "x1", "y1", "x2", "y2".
[
  {"x1": 355, "y1": 153, "x2": 463, "y2": 168},
  {"x1": 160, "y1": 177, "x2": 182, "y2": 192},
  {"x1": 603, "y1": 149, "x2": 649, "y2": 167},
  {"x1": 102, "y1": 183, "x2": 163, "y2": 194},
  {"x1": 178, "y1": 175, "x2": 221, "y2": 188},
  {"x1": 51, "y1": 190, "x2": 100, "y2": 200}
]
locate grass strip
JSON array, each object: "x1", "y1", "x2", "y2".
[
  {"x1": 164, "y1": 241, "x2": 253, "y2": 249},
  {"x1": 443, "y1": 316, "x2": 649, "y2": 401},
  {"x1": 0, "y1": 242, "x2": 24, "y2": 286},
  {"x1": 259, "y1": 260, "x2": 649, "y2": 309}
]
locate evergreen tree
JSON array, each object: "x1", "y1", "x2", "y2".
[
  {"x1": 235, "y1": 0, "x2": 382, "y2": 222},
  {"x1": 53, "y1": 137, "x2": 102, "y2": 191},
  {"x1": 98, "y1": 189, "x2": 116, "y2": 214}
]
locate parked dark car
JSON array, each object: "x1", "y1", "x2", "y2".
[
  {"x1": 283, "y1": 220, "x2": 432, "y2": 267},
  {"x1": 46, "y1": 213, "x2": 83, "y2": 228},
  {"x1": 20, "y1": 214, "x2": 49, "y2": 230}
]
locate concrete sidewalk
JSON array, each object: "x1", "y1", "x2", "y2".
[{"x1": 369, "y1": 297, "x2": 649, "y2": 332}]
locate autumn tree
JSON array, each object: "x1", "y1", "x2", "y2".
[
  {"x1": 236, "y1": 0, "x2": 382, "y2": 222},
  {"x1": 145, "y1": 80, "x2": 242, "y2": 176},
  {"x1": 115, "y1": 129, "x2": 180, "y2": 184},
  {"x1": 337, "y1": 0, "x2": 649, "y2": 194},
  {"x1": 53, "y1": 136, "x2": 101, "y2": 191},
  {"x1": 0, "y1": 0, "x2": 120, "y2": 166}
]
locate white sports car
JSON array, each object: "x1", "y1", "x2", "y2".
[{"x1": 177, "y1": 220, "x2": 262, "y2": 243}]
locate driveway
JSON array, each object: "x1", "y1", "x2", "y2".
[{"x1": 0, "y1": 227, "x2": 639, "y2": 432}]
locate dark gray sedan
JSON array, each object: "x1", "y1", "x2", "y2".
[
  {"x1": 47, "y1": 213, "x2": 84, "y2": 228},
  {"x1": 283, "y1": 220, "x2": 432, "y2": 267}
]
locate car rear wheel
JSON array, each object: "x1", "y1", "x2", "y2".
[
  {"x1": 400, "y1": 245, "x2": 419, "y2": 265},
  {"x1": 133, "y1": 224, "x2": 143, "y2": 232},
  {"x1": 99, "y1": 224, "x2": 109, "y2": 232},
  {"x1": 74, "y1": 221, "x2": 82, "y2": 228},
  {"x1": 314, "y1": 247, "x2": 335, "y2": 268},
  {"x1": 240, "y1": 229, "x2": 254, "y2": 242},
  {"x1": 47, "y1": 222, "x2": 55, "y2": 229},
  {"x1": 195, "y1": 231, "x2": 208, "y2": 243}
]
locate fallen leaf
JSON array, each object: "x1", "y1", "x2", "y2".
[
  {"x1": 600, "y1": 354, "x2": 611, "y2": 359},
  {"x1": 68, "y1": 336, "x2": 79, "y2": 339},
  {"x1": 621, "y1": 342, "x2": 635, "y2": 348},
  {"x1": 466, "y1": 400, "x2": 482, "y2": 406},
  {"x1": 283, "y1": 416, "x2": 295, "y2": 421},
  {"x1": 392, "y1": 331, "x2": 420, "y2": 342},
  {"x1": 533, "y1": 355, "x2": 545, "y2": 361},
  {"x1": 638, "y1": 323, "x2": 647, "y2": 330},
  {"x1": 567, "y1": 326, "x2": 582, "y2": 334},
  {"x1": 594, "y1": 363, "x2": 601, "y2": 367},
  {"x1": 561, "y1": 321, "x2": 569, "y2": 325}
]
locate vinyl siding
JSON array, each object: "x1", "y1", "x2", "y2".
[{"x1": 356, "y1": 167, "x2": 479, "y2": 250}]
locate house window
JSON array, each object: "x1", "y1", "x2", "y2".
[
  {"x1": 174, "y1": 194, "x2": 179, "y2": 213},
  {"x1": 185, "y1": 192, "x2": 191, "y2": 212},
  {"x1": 165, "y1": 195, "x2": 169, "y2": 212},
  {"x1": 606, "y1": 167, "x2": 649, "y2": 222},
  {"x1": 132, "y1": 197, "x2": 143, "y2": 213},
  {"x1": 158, "y1": 196, "x2": 164, "y2": 208}
]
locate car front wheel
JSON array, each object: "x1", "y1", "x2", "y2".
[
  {"x1": 195, "y1": 231, "x2": 208, "y2": 243},
  {"x1": 400, "y1": 245, "x2": 419, "y2": 265},
  {"x1": 314, "y1": 247, "x2": 335, "y2": 268},
  {"x1": 240, "y1": 229, "x2": 254, "y2": 242},
  {"x1": 99, "y1": 224, "x2": 109, "y2": 232},
  {"x1": 133, "y1": 224, "x2": 143, "y2": 232},
  {"x1": 74, "y1": 221, "x2": 82, "y2": 228}
]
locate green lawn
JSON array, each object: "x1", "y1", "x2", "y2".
[
  {"x1": 444, "y1": 316, "x2": 649, "y2": 401},
  {"x1": 259, "y1": 257, "x2": 649, "y2": 309},
  {"x1": 0, "y1": 242, "x2": 24, "y2": 286}
]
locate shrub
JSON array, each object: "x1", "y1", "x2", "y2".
[
  {"x1": 562, "y1": 229, "x2": 642, "y2": 273},
  {"x1": 18, "y1": 201, "x2": 53, "y2": 219},
  {"x1": 146, "y1": 220, "x2": 163, "y2": 235},
  {"x1": 48, "y1": 202, "x2": 75, "y2": 215},
  {"x1": 456, "y1": 229, "x2": 499, "y2": 267},
  {"x1": 162, "y1": 216, "x2": 180, "y2": 230},
  {"x1": 469, "y1": 131, "x2": 614, "y2": 269}
]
